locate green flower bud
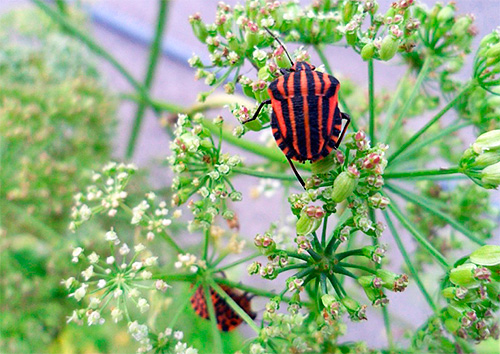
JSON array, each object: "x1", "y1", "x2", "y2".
[
  {"x1": 341, "y1": 296, "x2": 367, "y2": 321},
  {"x1": 247, "y1": 261, "x2": 261, "y2": 275},
  {"x1": 481, "y1": 161, "x2": 500, "y2": 189},
  {"x1": 244, "y1": 118, "x2": 263, "y2": 131},
  {"x1": 343, "y1": 1, "x2": 358, "y2": 23},
  {"x1": 470, "y1": 245, "x2": 500, "y2": 266},
  {"x1": 331, "y1": 167, "x2": 359, "y2": 203},
  {"x1": 296, "y1": 206, "x2": 325, "y2": 236},
  {"x1": 444, "y1": 318, "x2": 461, "y2": 333},
  {"x1": 486, "y1": 43, "x2": 500, "y2": 61},
  {"x1": 450, "y1": 263, "x2": 480, "y2": 288},
  {"x1": 470, "y1": 152, "x2": 500, "y2": 169},
  {"x1": 472, "y1": 130, "x2": 500, "y2": 152},
  {"x1": 311, "y1": 153, "x2": 337, "y2": 174},
  {"x1": 321, "y1": 294, "x2": 337, "y2": 309},
  {"x1": 451, "y1": 16, "x2": 472, "y2": 37},
  {"x1": 361, "y1": 42, "x2": 376, "y2": 61},
  {"x1": 274, "y1": 46, "x2": 292, "y2": 69},
  {"x1": 189, "y1": 14, "x2": 208, "y2": 42},
  {"x1": 437, "y1": 5, "x2": 454, "y2": 23},
  {"x1": 258, "y1": 66, "x2": 273, "y2": 82},
  {"x1": 379, "y1": 36, "x2": 399, "y2": 61},
  {"x1": 442, "y1": 287, "x2": 456, "y2": 300}
]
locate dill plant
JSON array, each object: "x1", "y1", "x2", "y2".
[{"x1": 26, "y1": 0, "x2": 500, "y2": 353}]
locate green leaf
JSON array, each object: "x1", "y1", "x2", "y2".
[{"x1": 470, "y1": 245, "x2": 500, "y2": 266}]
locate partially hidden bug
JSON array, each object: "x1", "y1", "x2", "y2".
[
  {"x1": 243, "y1": 29, "x2": 351, "y2": 189},
  {"x1": 190, "y1": 284, "x2": 256, "y2": 332}
]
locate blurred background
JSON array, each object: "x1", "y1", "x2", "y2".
[{"x1": 1, "y1": 0, "x2": 499, "y2": 353}]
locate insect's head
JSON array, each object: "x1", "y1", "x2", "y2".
[{"x1": 290, "y1": 61, "x2": 316, "y2": 72}]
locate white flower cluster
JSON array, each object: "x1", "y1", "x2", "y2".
[
  {"x1": 64, "y1": 229, "x2": 166, "y2": 330},
  {"x1": 131, "y1": 192, "x2": 172, "y2": 241},
  {"x1": 174, "y1": 253, "x2": 205, "y2": 273},
  {"x1": 69, "y1": 162, "x2": 137, "y2": 231}
]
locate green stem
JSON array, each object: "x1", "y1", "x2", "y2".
[
  {"x1": 388, "y1": 83, "x2": 473, "y2": 163},
  {"x1": 379, "y1": 69, "x2": 409, "y2": 141},
  {"x1": 385, "y1": 184, "x2": 485, "y2": 246},
  {"x1": 203, "y1": 284, "x2": 224, "y2": 353},
  {"x1": 168, "y1": 281, "x2": 200, "y2": 328},
  {"x1": 385, "y1": 56, "x2": 432, "y2": 143},
  {"x1": 368, "y1": 59, "x2": 376, "y2": 144},
  {"x1": 214, "y1": 252, "x2": 261, "y2": 272},
  {"x1": 121, "y1": 93, "x2": 185, "y2": 113},
  {"x1": 382, "y1": 210, "x2": 437, "y2": 312},
  {"x1": 314, "y1": 45, "x2": 357, "y2": 131},
  {"x1": 208, "y1": 280, "x2": 260, "y2": 334},
  {"x1": 152, "y1": 273, "x2": 197, "y2": 282},
  {"x1": 389, "y1": 121, "x2": 471, "y2": 166},
  {"x1": 213, "y1": 277, "x2": 293, "y2": 302},
  {"x1": 232, "y1": 166, "x2": 297, "y2": 181},
  {"x1": 203, "y1": 227, "x2": 210, "y2": 261},
  {"x1": 384, "y1": 166, "x2": 460, "y2": 179},
  {"x1": 55, "y1": 0, "x2": 66, "y2": 14},
  {"x1": 338, "y1": 262, "x2": 378, "y2": 275},
  {"x1": 126, "y1": 0, "x2": 170, "y2": 158},
  {"x1": 384, "y1": 194, "x2": 449, "y2": 270},
  {"x1": 382, "y1": 306, "x2": 393, "y2": 350},
  {"x1": 321, "y1": 216, "x2": 328, "y2": 246},
  {"x1": 32, "y1": 0, "x2": 150, "y2": 104},
  {"x1": 335, "y1": 249, "x2": 364, "y2": 261},
  {"x1": 327, "y1": 274, "x2": 346, "y2": 298}
]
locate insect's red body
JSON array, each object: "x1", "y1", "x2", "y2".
[
  {"x1": 190, "y1": 285, "x2": 256, "y2": 332},
  {"x1": 268, "y1": 61, "x2": 343, "y2": 163}
]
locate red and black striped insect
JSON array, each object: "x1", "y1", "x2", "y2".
[
  {"x1": 243, "y1": 29, "x2": 351, "y2": 188},
  {"x1": 190, "y1": 284, "x2": 256, "y2": 332}
]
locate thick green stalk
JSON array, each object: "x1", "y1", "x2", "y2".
[
  {"x1": 338, "y1": 262, "x2": 378, "y2": 275},
  {"x1": 384, "y1": 167, "x2": 460, "y2": 179},
  {"x1": 385, "y1": 195, "x2": 449, "y2": 270},
  {"x1": 368, "y1": 59, "x2": 376, "y2": 144},
  {"x1": 203, "y1": 227, "x2": 210, "y2": 261},
  {"x1": 382, "y1": 210, "x2": 437, "y2": 312},
  {"x1": 32, "y1": 0, "x2": 150, "y2": 103},
  {"x1": 232, "y1": 166, "x2": 297, "y2": 181},
  {"x1": 385, "y1": 56, "x2": 432, "y2": 143},
  {"x1": 388, "y1": 83, "x2": 473, "y2": 163},
  {"x1": 126, "y1": 0, "x2": 170, "y2": 158},
  {"x1": 213, "y1": 277, "x2": 293, "y2": 302},
  {"x1": 385, "y1": 184, "x2": 485, "y2": 246},
  {"x1": 203, "y1": 284, "x2": 224, "y2": 353},
  {"x1": 314, "y1": 45, "x2": 358, "y2": 131},
  {"x1": 390, "y1": 121, "x2": 471, "y2": 166},
  {"x1": 152, "y1": 273, "x2": 197, "y2": 282},
  {"x1": 379, "y1": 70, "x2": 409, "y2": 141},
  {"x1": 209, "y1": 280, "x2": 261, "y2": 334},
  {"x1": 214, "y1": 252, "x2": 260, "y2": 272},
  {"x1": 168, "y1": 282, "x2": 200, "y2": 328}
]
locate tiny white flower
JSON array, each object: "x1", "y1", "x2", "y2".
[
  {"x1": 119, "y1": 243, "x2": 130, "y2": 255},
  {"x1": 174, "y1": 331, "x2": 184, "y2": 340},
  {"x1": 97, "y1": 279, "x2": 107, "y2": 288},
  {"x1": 105, "y1": 229, "x2": 120, "y2": 244},
  {"x1": 111, "y1": 308, "x2": 123, "y2": 323},
  {"x1": 137, "y1": 298, "x2": 150, "y2": 313},
  {"x1": 174, "y1": 261, "x2": 182, "y2": 269},
  {"x1": 89, "y1": 297, "x2": 101, "y2": 309},
  {"x1": 108, "y1": 209, "x2": 117, "y2": 217},
  {"x1": 87, "y1": 310, "x2": 104, "y2": 326},
  {"x1": 106, "y1": 256, "x2": 115, "y2": 264},
  {"x1": 189, "y1": 265, "x2": 198, "y2": 273},
  {"x1": 134, "y1": 243, "x2": 146, "y2": 253},
  {"x1": 173, "y1": 210, "x2": 182, "y2": 219},
  {"x1": 72, "y1": 247, "x2": 84, "y2": 262},
  {"x1": 128, "y1": 288, "x2": 140, "y2": 298},
  {"x1": 144, "y1": 256, "x2": 158, "y2": 267},
  {"x1": 155, "y1": 280, "x2": 170, "y2": 292},
  {"x1": 62, "y1": 277, "x2": 75, "y2": 289},
  {"x1": 88, "y1": 252, "x2": 99, "y2": 264},
  {"x1": 141, "y1": 270, "x2": 152, "y2": 280},
  {"x1": 132, "y1": 262, "x2": 143, "y2": 271},
  {"x1": 106, "y1": 178, "x2": 114, "y2": 186},
  {"x1": 147, "y1": 232, "x2": 155, "y2": 241},
  {"x1": 165, "y1": 327, "x2": 172, "y2": 336},
  {"x1": 161, "y1": 219, "x2": 172, "y2": 227},
  {"x1": 66, "y1": 310, "x2": 82, "y2": 325},
  {"x1": 81, "y1": 266, "x2": 94, "y2": 281},
  {"x1": 113, "y1": 288, "x2": 123, "y2": 298},
  {"x1": 71, "y1": 284, "x2": 88, "y2": 301}
]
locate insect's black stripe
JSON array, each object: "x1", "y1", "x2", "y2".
[
  {"x1": 306, "y1": 69, "x2": 319, "y2": 158},
  {"x1": 333, "y1": 106, "x2": 342, "y2": 136},
  {"x1": 321, "y1": 74, "x2": 332, "y2": 145},
  {"x1": 292, "y1": 69, "x2": 308, "y2": 158},
  {"x1": 326, "y1": 75, "x2": 339, "y2": 97}
]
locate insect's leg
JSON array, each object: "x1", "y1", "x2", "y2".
[
  {"x1": 242, "y1": 99, "x2": 271, "y2": 124},
  {"x1": 287, "y1": 157, "x2": 306, "y2": 190},
  {"x1": 334, "y1": 112, "x2": 351, "y2": 149}
]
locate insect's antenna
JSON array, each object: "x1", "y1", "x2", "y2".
[{"x1": 264, "y1": 27, "x2": 294, "y2": 66}]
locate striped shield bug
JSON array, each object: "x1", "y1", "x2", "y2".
[
  {"x1": 190, "y1": 284, "x2": 256, "y2": 332},
  {"x1": 242, "y1": 29, "x2": 351, "y2": 188}
]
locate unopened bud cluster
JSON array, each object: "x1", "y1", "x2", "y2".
[
  {"x1": 473, "y1": 28, "x2": 500, "y2": 91},
  {"x1": 440, "y1": 245, "x2": 500, "y2": 342}
]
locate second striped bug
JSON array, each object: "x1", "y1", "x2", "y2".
[{"x1": 243, "y1": 29, "x2": 351, "y2": 189}]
